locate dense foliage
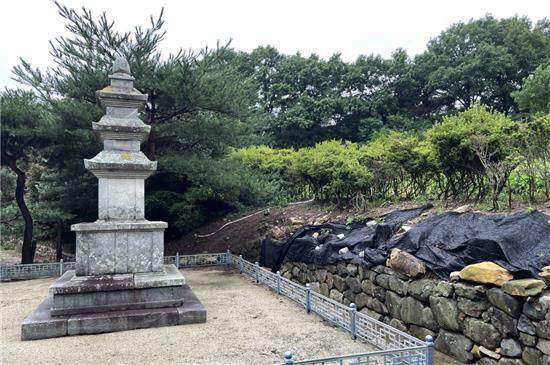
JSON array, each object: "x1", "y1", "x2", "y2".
[
  {"x1": 1, "y1": 4, "x2": 549, "y2": 262},
  {"x1": 232, "y1": 108, "x2": 550, "y2": 209}
]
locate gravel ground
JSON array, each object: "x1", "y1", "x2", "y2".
[{"x1": 1, "y1": 268, "x2": 460, "y2": 365}]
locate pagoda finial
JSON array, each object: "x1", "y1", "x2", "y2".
[{"x1": 112, "y1": 54, "x2": 130, "y2": 75}]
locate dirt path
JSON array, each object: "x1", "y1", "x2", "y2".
[{"x1": 1, "y1": 268, "x2": 461, "y2": 365}]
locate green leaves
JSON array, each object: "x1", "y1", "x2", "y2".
[{"x1": 513, "y1": 64, "x2": 550, "y2": 114}]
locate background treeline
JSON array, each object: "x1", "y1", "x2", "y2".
[{"x1": 1, "y1": 2, "x2": 549, "y2": 262}]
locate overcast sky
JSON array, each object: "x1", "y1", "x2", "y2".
[{"x1": 1, "y1": 0, "x2": 549, "y2": 89}]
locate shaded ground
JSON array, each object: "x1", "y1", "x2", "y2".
[{"x1": 1, "y1": 268, "x2": 460, "y2": 364}]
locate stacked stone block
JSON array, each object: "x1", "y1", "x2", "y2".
[{"x1": 280, "y1": 261, "x2": 550, "y2": 364}]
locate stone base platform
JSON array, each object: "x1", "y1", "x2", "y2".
[
  {"x1": 21, "y1": 265, "x2": 206, "y2": 340},
  {"x1": 21, "y1": 284, "x2": 206, "y2": 340}
]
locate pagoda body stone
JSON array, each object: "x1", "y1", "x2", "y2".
[{"x1": 21, "y1": 55, "x2": 206, "y2": 340}]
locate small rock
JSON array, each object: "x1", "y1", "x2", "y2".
[
  {"x1": 479, "y1": 346, "x2": 501, "y2": 360},
  {"x1": 408, "y1": 279, "x2": 437, "y2": 302},
  {"x1": 396, "y1": 225, "x2": 411, "y2": 234},
  {"x1": 409, "y1": 325, "x2": 436, "y2": 341},
  {"x1": 338, "y1": 247, "x2": 349, "y2": 255},
  {"x1": 537, "y1": 339, "x2": 550, "y2": 355},
  {"x1": 312, "y1": 232, "x2": 319, "y2": 239},
  {"x1": 518, "y1": 314, "x2": 536, "y2": 335},
  {"x1": 309, "y1": 282, "x2": 321, "y2": 293},
  {"x1": 432, "y1": 281, "x2": 454, "y2": 297},
  {"x1": 453, "y1": 204, "x2": 472, "y2": 213},
  {"x1": 500, "y1": 338, "x2": 522, "y2": 357},
  {"x1": 502, "y1": 279, "x2": 546, "y2": 297},
  {"x1": 522, "y1": 346, "x2": 543, "y2": 365},
  {"x1": 271, "y1": 226, "x2": 286, "y2": 238},
  {"x1": 387, "y1": 248, "x2": 426, "y2": 278},
  {"x1": 355, "y1": 293, "x2": 369, "y2": 309},
  {"x1": 346, "y1": 264, "x2": 358, "y2": 276},
  {"x1": 458, "y1": 262, "x2": 513, "y2": 286},
  {"x1": 519, "y1": 332, "x2": 537, "y2": 347},
  {"x1": 346, "y1": 276, "x2": 362, "y2": 294},
  {"x1": 477, "y1": 358, "x2": 498, "y2": 365},
  {"x1": 333, "y1": 275, "x2": 347, "y2": 292},
  {"x1": 536, "y1": 320, "x2": 550, "y2": 339},
  {"x1": 389, "y1": 318, "x2": 408, "y2": 332},
  {"x1": 290, "y1": 217, "x2": 304, "y2": 225},
  {"x1": 337, "y1": 233, "x2": 345, "y2": 239},
  {"x1": 498, "y1": 358, "x2": 524, "y2": 365},
  {"x1": 458, "y1": 297, "x2": 490, "y2": 318},
  {"x1": 359, "y1": 308, "x2": 383, "y2": 321},
  {"x1": 539, "y1": 266, "x2": 550, "y2": 279},
  {"x1": 329, "y1": 289, "x2": 343, "y2": 303},
  {"x1": 450, "y1": 271, "x2": 461, "y2": 282},
  {"x1": 455, "y1": 282, "x2": 486, "y2": 300},
  {"x1": 523, "y1": 295, "x2": 550, "y2": 321}
]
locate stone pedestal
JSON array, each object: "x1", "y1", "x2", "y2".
[{"x1": 21, "y1": 55, "x2": 206, "y2": 340}]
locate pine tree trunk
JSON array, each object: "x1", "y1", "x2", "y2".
[
  {"x1": 56, "y1": 222, "x2": 63, "y2": 261},
  {"x1": 14, "y1": 170, "x2": 35, "y2": 264}
]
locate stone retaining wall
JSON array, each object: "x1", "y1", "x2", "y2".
[{"x1": 280, "y1": 261, "x2": 550, "y2": 365}]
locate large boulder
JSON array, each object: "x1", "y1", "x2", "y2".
[
  {"x1": 430, "y1": 296, "x2": 460, "y2": 332},
  {"x1": 518, "y1": 314, "x2": 536, "y2": 335},
  {"x1": 523, "y1": 295, "x2": 550, "y2": 320},
  {"x1": 385, "y1": 291, "x2": 402, "y2": 319},
  {"x1": 435, "y1": 330, "x2": 474, "y2": 363},
  {"x1": 537, "y1": 339, "x2": 550, "y2": 355},
  {"x1": 333, "y1": 275, "x2": 347, "y2": 292},
  {"x1": 329, "y1": 289, "x2": 343, "y2": 303},
  {"x1": 522, "y1": 347, "x2": 543, "y2": 365},
  {"x1": 536, "y1": 320, "x2": 550, "y2": 339},
  {"x1": 454, "y1": 282, "x2": 486, "y2": 300},
  {"x1": 408, "y1": 279, "x2": 437, "y2": 302},
  {"x1": 458, "y1": 297, "x2": 490, "y2": 318},
  {"x1": 463, "y1": 318, "x2": 501, "y2": 350},
  {"x1": 502, "y1": 279, "x2": 546, "y2": 297},
  {"x1": 345, "y1": 276, "x2": 362, "y2": 294},
  {"x1": 387, "y1": 248, "x2": 426, "y2": 278},
  {"x1": 487, "y1": 288, "x2": 522, "y2": 318},
  {"x1": 399, "y1": 297, "x2": 425, "y2": 326},
  {"x1": 491, "y1": 307, "x2": 518, "y2": 337},
  {"x1": 500, "y1": 338, "x2": 522, "y2": 357},
  {"x1": 458, "y1": 262, "x2": 513, "y2": 286}
]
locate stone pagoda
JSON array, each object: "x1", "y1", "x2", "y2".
[{"x1": 21, "y1": 56, "x2": 206, "y2": 340}]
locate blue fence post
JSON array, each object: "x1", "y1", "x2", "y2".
[
  {"x1": 425, "y1": 335, "x2": 434, "y2": 365},
  {"x1": 255, "y1": 262, "x2": 259, "y2": 283},
  {"x1": 350, "y1": 303, "x2": 357, "y2": 340},
  {"x1": 305, "y1": 284, "x2": 311, "y2": 313},
  {"x1": 175, "y1": 252, "x2": 180, "y2": 269},
  {"x1": 226, "y1": 249, "x2": 231, "y2": 268},
  {"x1": 239, "y1": 255, "x2": 243, "y2": 273},
  {"x1": 283, "y1": 351, "x2": 294, "y2": 364},
  {"x1": 276, "y1": 271, "x2": 281, "y2": 295},
  {"x1": 59, "y1": 259, "x2": 64, "y2": 276}
]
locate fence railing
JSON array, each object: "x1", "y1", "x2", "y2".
[
  {"x1": 0, "y1": 251, "x2": 433, "y2": 364},
  {"x1": 229, "y1": 254, "x2": 433, "y2": 365}
]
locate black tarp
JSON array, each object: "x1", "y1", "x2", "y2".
[{"x1": 260, "y1": 206, "x2": 550, "y2": 280}]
